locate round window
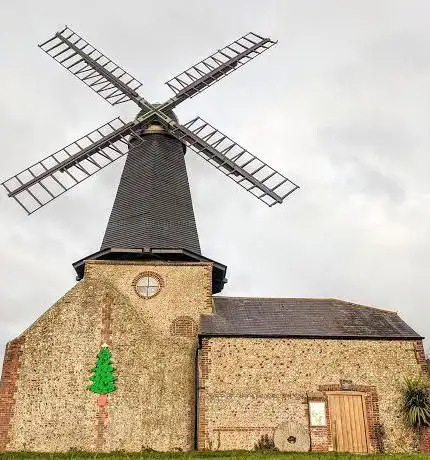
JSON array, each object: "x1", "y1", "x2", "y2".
[{"x1": 134, "y1": 273, "x2": 162, "y2": 298}]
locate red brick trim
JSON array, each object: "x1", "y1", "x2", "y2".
[
  {"x1": 317, "y1": 384, "x2": 382, "y2": 453},
  {"x1": 96, "y1": 396, "x2": 109, "y2": 451},
  {"x1": 101, "y1": 294, "x2": 113, "y2": 347},
  {"x1": 414, "y1": 341, "x2": 429, "y2": 374},
  {"x1": 306, "y1": 397, "x2": 329, "y2": 451},
  {"x1": 420, "y1": 426, "x2": 430, "y2": 453},
  {"x1": 0, "y1": 336, "x2": 25, "y2": 451},
  {"x1": 198, "y1": 338, "x2": 211, "y2": 450},
  {"x1": 204, "y1": 264, "x2": 213, "y2": 312},
  {"x1": 213, "y1": 426, "x2": 275, "y2": 432},
  {"x1": 171, "y1": 316, "x2": 198, "y2": 338},
  {"x1": 198, "y1": 389, "x2": 206, "y2": 450}
]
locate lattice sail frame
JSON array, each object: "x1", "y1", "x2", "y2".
[
  {"x1": 169, "y1": 117, "x2": 298, "y2": 206},
  {"x1": 2, "y1": 26, "x2": 299, "y2": 214},
  {"x1": 39, "y1": 26, "x2": 144, "y2": 106},
  {"x1": 2, "y1": 119, "x2": 143, "y2": 214},
  {"x1": 163, "y1": 32, "x2": 277, "y2": 108}
]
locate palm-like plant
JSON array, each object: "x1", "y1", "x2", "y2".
[{"x1": 402, "y1": 377, "x2": 430, "y2": 428}]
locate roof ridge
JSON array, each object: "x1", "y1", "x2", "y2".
[
  {"x1": 331, "y1": 299, "x2": 399, "y2": 315},
  {"x1": 214, "y1": 296, "x2": 330, "y2": 300},
  {"x1": 213, "y1": 296, "x2": 399, "y2": 315}
]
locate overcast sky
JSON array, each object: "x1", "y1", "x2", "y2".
[{"x1": 1, "y1": 0, "x2": 429, "y2": 367}]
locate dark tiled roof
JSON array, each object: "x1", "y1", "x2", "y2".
[
  {"x1": 200, "y1": 297, "x2": 422, "y2": 339},
  {"x1": 101, "y1": 133, "x2": 201, "y2": 254}
]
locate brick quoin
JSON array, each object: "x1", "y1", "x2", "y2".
[
  {"x1": 198, "y1": 338, "x2": 210, "y2": 450},
  {"x1": 420, "y1": 427, "x2": 430, "y2": 453},
  {"x1": 414, "y1": 341, "x2": 429, "y2": 374},
  {"x1": 0, "y1": 336, "x2": 25, "y2": 451}
]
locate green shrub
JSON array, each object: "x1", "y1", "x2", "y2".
[
  {"x1": 402, "y1": 377, "x2": 430, "y2": 428},
  {"x1": 254, "y1": 434, "x2": 278, "y2": 450}
]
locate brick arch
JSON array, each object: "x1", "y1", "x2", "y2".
[{"x1": 171, "y1": 316, "x2": 198, "y2": 338}]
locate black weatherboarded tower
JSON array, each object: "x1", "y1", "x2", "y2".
[
  {"x1": 2, "y1": 26, "x2": 299, "y2": 293},
  {"x1": 101, "y1": 115, "x2": 201, "y2": 255}
]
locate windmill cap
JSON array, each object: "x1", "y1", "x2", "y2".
[
  {"x1": 135, "y1": 103, "x2": 179, "y2": 124},
  {"x1": 132, "y1": 103, "x2": 186, "y2": 153}
]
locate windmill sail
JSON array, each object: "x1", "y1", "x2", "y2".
[
  {"x1": 163, "y1": 32, "x2": 277, "y2": 109},
  {"x1": 2, "y1": 118, "x2": 143, "y2": 214},
  {"x1": 39, "y1": 26, "x2": 148, "y2": 108},
  {"x1": 169, "y1": 117, "x2": 299, "y2": 206},
  {"x1": 3, "y1": 27, "x2": 298, "y2": 218}
]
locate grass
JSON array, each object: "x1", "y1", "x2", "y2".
[{"x1": 0, "y1": 452, "x2": 429, "y2": 460}]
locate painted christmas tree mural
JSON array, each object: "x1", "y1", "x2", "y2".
[
  {"x1": 88, "y1": 346, "x2": 117, "y2": 407},
  {"x1": 88, "y1": 346, "x2": 117, "y2": 450}
]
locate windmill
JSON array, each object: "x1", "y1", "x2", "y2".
[{"x1": 1, "y1": 26, "x2": 299, "y2": 293}]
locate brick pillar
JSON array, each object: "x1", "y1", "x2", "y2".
[
  {"x1": 0, "y1": 337, "x2": 25, "y2": 451},
  {"x1": 197, "y1": 338, "x2": 210, "y2": 450},
  {"x1": 414, "y1": 341, "x2": 429, "y2": 374},
  {"x1": 95, "y1": 295, "x2": 113, "y2": 451},
  {"x1": 96, "y1": 396, "x2": 108, "y2": 451},
  {"x1": 420, "y1": 427, "x2": 430, "y2": 453}
]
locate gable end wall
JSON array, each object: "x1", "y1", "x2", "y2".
[{"x1": 1, "y1": 260, "x2": 213, "y2": 452}]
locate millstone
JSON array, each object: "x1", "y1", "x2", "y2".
[{"x1": 274, "y1": 421, "x2": 310, "y2": 452}]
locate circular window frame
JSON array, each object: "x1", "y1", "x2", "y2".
[{"x1": 132, "y1": 271, "x2": 164, "y2": 299}]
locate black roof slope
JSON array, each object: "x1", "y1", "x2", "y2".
[{"x1": 200, "y1": 297, "x2": 422, "y2": 339}]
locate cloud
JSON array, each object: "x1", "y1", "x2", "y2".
[{"x1": 1, "y1": 0, "x2": 430, "y2": 369}]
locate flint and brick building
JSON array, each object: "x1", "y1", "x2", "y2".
[
  {"x1": 0, "y1": 257, "x2": 427, "y2": 453},
  {"x1": 0, "y1": 125, "x2": 427, "y2": 454}
]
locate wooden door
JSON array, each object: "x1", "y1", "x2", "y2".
[{"x1": 327, "y1": 392, "x2": 369, "y2": 453}]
